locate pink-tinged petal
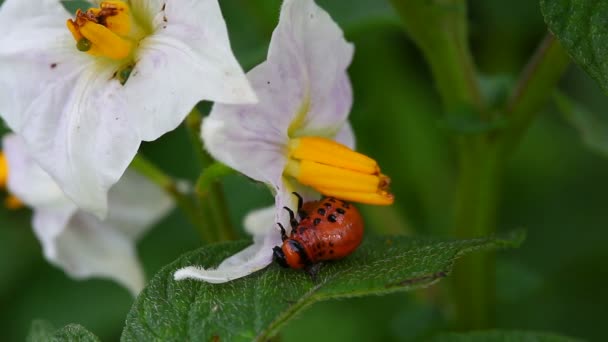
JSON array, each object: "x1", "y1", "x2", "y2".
[
  {"x1": 334, "y1": 121, "x2": 355, "y2": 149},
  {"x1": 174, "y1": 231, "x2": 280, "y2": 284},
  {"x1": 269, "y1": 0, "x2": 354, "y2": 135},
  {"x1": 202, "y1": 0, "x2": 353, "y2": 192},
  {"x1": 20, "y1": 65, "x2": 140, "y2": 218},
  {"x1": 201, "y1": 98, "x2": 287, "y2": 188},
  {"x1": 124, "y1": 0, "x2": 256, "y2": 141}
]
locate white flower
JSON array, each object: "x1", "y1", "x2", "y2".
[
  {"x1": 1, "y1": 133, "x2": 174, "y2": 295},
  {"x1": 174, "y1": 0, "x2": 393, "y2": 283},
  {"x1": 0, "y1": 0, "x2": 256, "y2": 218}
]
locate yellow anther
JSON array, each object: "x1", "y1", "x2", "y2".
[
  {"x1": 101, "y1": 1, "x2": 131, "y2": 36},
  {"x1": 288, "y1": 137, "x2": 379, "y2": 174},
  {"x1": 0, "y1": 153, "x2": 7, "y2": 189},
  {"x1": 79, "y1": 21, "x2": 132, "y2": 59},
  {"x1": 316, "y1": 188, "x2": 394, "y2": 206},
  {"x1": 66, "y1": 1, "x2": 134, "y2": 60},
  {"x1": 285, "y1": 136, "x2": 394, "y2": 205},
  {"x1": 5, "y1": 195, "x2": 23, "y2": 210}
]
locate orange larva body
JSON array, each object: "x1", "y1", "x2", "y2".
[{"x1": 273, "y1": 196, "x2": 364, "y2": 270}]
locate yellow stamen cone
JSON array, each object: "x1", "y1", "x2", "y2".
[
  {"x1": 285, "y1": 136, "x2": 394, "y2": 205},
  {"x1": 289, "y1": 137, "x2": 379, "y2": 174},
  {"x1": 287, "y1": 160, "x2": 381, "y2": 193},
  {"x1": 67, "y1": 1, "x2": 135, "y2": 60}
]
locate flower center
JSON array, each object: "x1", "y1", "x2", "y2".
[
  {"x1": 66, "y1": 1, "x2": 139, "y2": 60},
  {"x1": 284, "y1": 137, "x2": 394, "y2": 205},
  {"x1": 0, "y1": 152, "x2": 22, "y2": 210}
]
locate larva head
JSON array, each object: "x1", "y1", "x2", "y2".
[{"x1": 273, "y1": 240, "x2": 309, "y2": 269}]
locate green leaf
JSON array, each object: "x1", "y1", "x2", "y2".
[
  {"x1": 540, "y1": 0, "x2": 608, "y2": 93},
  {"x1": 122, "y1": 231, "x2": 525, "y2": 342},
  {"x1": 27, "y1": 320, "x2": 100, "y2": 342},
  {"x1": 554, "y1": 91, "x2": 608, "y2": 157},
  {"x1": 430, "y1": 330, "x2": 583, "y2": 342}
]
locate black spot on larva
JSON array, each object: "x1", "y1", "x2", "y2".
[
  {"x1": 298, "y1": 227, "x2": 307, "y2": 234},
  {"x1": 313, "y1": 218, "x2": 321, "y2": 226},
  {"x1": 317, "y1": 251, "x2": 325, "y2": 257},
  {"x1": 342, "y1": 202, "x2": 350, "y2": 209},
  {"x1": 329, "y1": 241, "x2": 334, "y2": 247},
  {"x1": 317, "y1": 243, "x2": 322, "y2": 249},
  {"x1": 329, "y1": 198, "x2": 336, "y2": 202},
  {"x1": 336, "y1": 208, "x2": 345, "y2": 214},
  {"x1": 324, "y1": 202, "x2": 332, "y2": 208},
  {"x1": 330, "y1": 250, "x2": 334, "y2": 254},
  {"x1": 50, "y1": 63, "x2": 57, "y2": 69},
  {"x1": 328, "y1": 214, "x2": 337, "y2": 223},
  {"x1": 317, "y1": 208, "x2": 326, "y2": 215}
]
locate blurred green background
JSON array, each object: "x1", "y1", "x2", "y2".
[{"x1": 1, "y1": 0, "x2": 607, "y2": 341}]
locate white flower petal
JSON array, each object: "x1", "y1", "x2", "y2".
[
  {"x1": 19, "y1": 65, "x2": 140, "y2": 218},
  {"x1": 202, "y1": 0, "x2": 353, "y2": 193},
  {"x1": 0, "y1": 0, "x2": 87, "y2": 132},
  {"x1": 201, "y1": 104, "x2": 287, "y2": 187},
  {"x1": 124, "y1": 0, "x2": 256, "y2": 141},
  {"x1": 174, "y1": 230, "x2": 281, "y2": 284},
  {"x1": 0, "y1": 0, "x2": 67, "y2": 33},
  {"x1": 34, "y1": 209, "x2": 146, "y2": 295},
  {"x1": 2, "y1": 134, "x2": 72, "y2": 209},
  {"x1": 334, "y1": 121, "x2": 355, "y2": 149},
  {"x1": 104, "y1": 169, "x2": 175, "y2": 240},
  {"x1": 0, "y1": 1, "x2": 133, "y2": 218}
]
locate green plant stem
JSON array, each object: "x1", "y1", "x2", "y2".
[
  {"x1": 451, "y1": 33, "x2": 570, "y2": 330},
  {"x1": 390, "y1": 0, "x2": 497, "y2": 328},
  {"x1": 504, "y1": 33, "x2": 570, "y2": 151},
  {"x1": 389, "y1": 0, "x2": 482, "y2": 112},
  {"x1": 186, "y1": 109, "x2": 237, "y2": 241},
  {"x1": 451, "y1": 140, "x2": 502, "y2": 329},
  {"x1": 130, "y1": 154, "x2": 213, "y2": 242}
]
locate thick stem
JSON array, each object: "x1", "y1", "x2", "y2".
[
  {"x1": 451, "y1": 139, "x2": 502, "y2": 329},
  {"x1": 186, "y1": 109, "x2": 238, "y2": 241},
  {"x1": 450, "y1": 33, "x2": 569, "y2": 330}
]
